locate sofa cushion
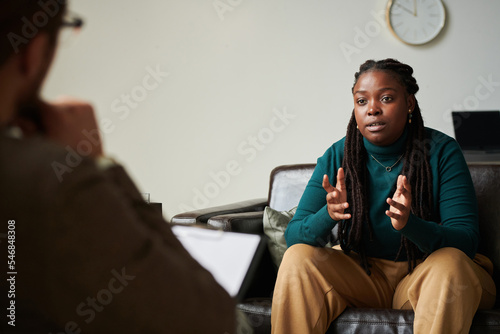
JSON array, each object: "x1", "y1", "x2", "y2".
[
  {"x1": 263, "y1": 206, "x2": 297, "y2": 268},
  {"x1": 238, "y1": 298, "x2": 500, "y2": 334}
]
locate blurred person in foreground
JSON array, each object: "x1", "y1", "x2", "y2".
[{"x1": 0, "y1": 1, "x2": 238, "y2": 333}]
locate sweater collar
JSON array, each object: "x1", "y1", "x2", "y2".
[{"x1": 363, "y1": 127, "x2": 408, "y2": 157}]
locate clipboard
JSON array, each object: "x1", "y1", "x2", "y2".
[{"x1": 172, "y1": 225, "x2": 266, "y2": 301}]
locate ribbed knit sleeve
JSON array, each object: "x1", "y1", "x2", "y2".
[
  {"x1": 399, "y1": 130, "x2": 479, "y2": 258},
  {"x1": 285, "y1": 139, "x2": 345, "y2": 247}
]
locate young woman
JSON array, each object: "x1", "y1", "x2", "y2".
[{"x1": 271, "y1": 59, "x2": 496, "y2": 334}]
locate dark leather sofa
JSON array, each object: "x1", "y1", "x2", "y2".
[{"x1": 172, "y1": 163, "x2": 500, "y2": 333}]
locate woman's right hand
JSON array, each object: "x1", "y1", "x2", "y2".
[{"x1": 322, "y1": 167, "x2": 351, "y2": 221}]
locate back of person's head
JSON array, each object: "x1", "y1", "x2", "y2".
[{"x1": 0, "y1": 0, "x2": 67, "y2": 66}]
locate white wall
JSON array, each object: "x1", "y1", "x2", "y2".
[{"x1": 43, "y1": 0, "x2": 500, "y2": 220}]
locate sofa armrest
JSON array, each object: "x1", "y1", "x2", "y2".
[
  {"x1": 208, "y1": 211, "x2": 265, "y2": 234},
  {"x1": 170, "y1": 198, "x2": 268, "y2": 225}
]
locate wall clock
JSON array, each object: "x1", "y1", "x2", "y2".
[{"x1": 386, "y1": 0, "x2": 446, "y2": 45}]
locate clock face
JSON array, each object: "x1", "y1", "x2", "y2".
[{"x1": 386, "y1": 0, "x2": 446, "y2": 45}]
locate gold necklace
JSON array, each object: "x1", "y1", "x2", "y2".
[{"x1": 370, "y1": 154, "x2": 404, "y2": 172}]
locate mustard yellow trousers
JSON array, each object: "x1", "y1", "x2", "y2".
[{"x1": 271, "y1": 244, "x2": 496, "y2": 334}]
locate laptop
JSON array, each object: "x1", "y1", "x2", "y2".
[
  {"x1": 171, "y1": 225, "x2": 266, "y2": 301},
  {"x1": 451, "y1": 111, "x2": 500, "y2": 163}
]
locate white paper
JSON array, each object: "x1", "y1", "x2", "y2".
[{"x1": 172, "y1": 225, "x2": 262, "y2": 297}]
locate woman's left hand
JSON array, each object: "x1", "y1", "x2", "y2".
[{"x1": 386, "y1": 175, "x2": 412, "y2": 230}]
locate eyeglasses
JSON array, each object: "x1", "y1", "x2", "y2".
[
  {"x1": 62, "y1": 12, "x2": 84, "y2": 29},
  {"x1": 59, "y1": 12, "x2": 84, "y2": 47}
]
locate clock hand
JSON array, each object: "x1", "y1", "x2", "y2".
[
  {"x1": 395, "y1": 3, "x2": 413, "y2": 15},
  {"x1": 413, "y1": 0, "x2": 417, "y2": 16}
]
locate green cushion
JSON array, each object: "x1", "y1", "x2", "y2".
[{"x1": 263, "y1": 206, "x2": 297, "y2": 268}]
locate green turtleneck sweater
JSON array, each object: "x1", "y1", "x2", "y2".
[{"x1": 285, "y1": 127, "x2": 479, "y2": 260}]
